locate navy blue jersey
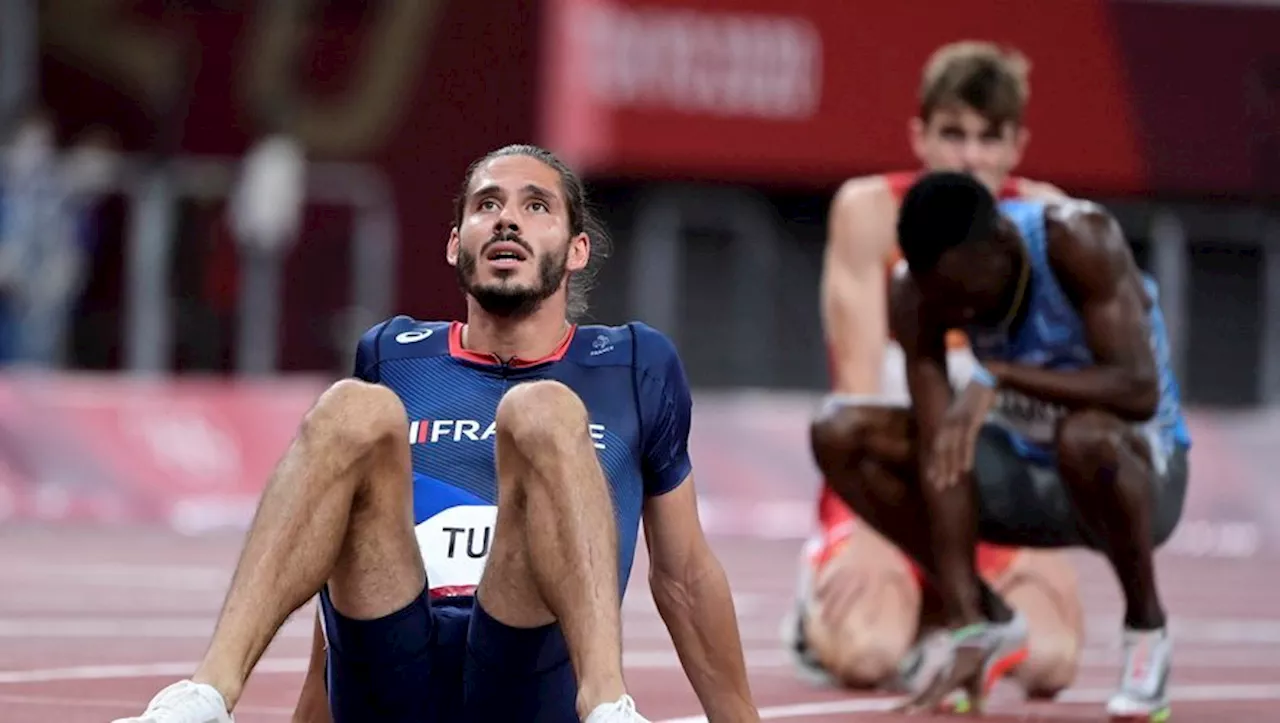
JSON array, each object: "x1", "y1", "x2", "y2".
[{"x1": 354, "y1": 316, "x2": 693, "y2": 600}]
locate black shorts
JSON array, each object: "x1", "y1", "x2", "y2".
[
  {"x1": 319, "y1": 586, "x2": 577, "y2": 722},
  {"x1": 973, "y1": 425, "x2": 1189, "y2": 550}
]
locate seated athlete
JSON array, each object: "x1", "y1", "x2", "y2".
[
  {"x1": 812, "y1": 171, "x2": 1189, "y2": 720},
  {"x1": 789, "y1": 41, "x2": 1082, "y2": 704},
  {"x1": 113, "y1": 145, "x2": 760, "y2": 723}
]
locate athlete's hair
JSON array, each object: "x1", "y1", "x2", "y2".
[
  {"x1": 918, "y1": 41, "x2": 1030, "y2": 127},
  {"x1": 897, "y1": 171, "x2": 998, "y2": 273},
  {"x1": 453, "y1": 144, "x2": 612, "y2": 321}
]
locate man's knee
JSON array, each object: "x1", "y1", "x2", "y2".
[
  {"x1": 823, "y1": 635, "x2": 906, "y2": 690},
  {"x1": 805, "y1": 562, "x2": 918, "y2": 689},
  {"x1": 1019, "y1": 639, "x2": 1080, "y2": 699},
  {"x1": 809, "y1": 402, "x2": 878, "y2": 477},
  {"x1": 301, "y1": 378, "x2": 408, "y2": 453},
  {"x1": 808, "y1": 610, "x2": 914, "y2": 688},
  {"x1": 999, "y1": 552, "x2": 1083, "y2": 699},
  {"x1": 1056, "y1": 409, "x2": 1126, "y2": 477},
  {"x1": 495, "y1": 380, "x2": 589, "y2": 452}
]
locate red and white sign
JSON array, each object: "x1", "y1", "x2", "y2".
[{"x1": 540, "y1": 0, "x2": 1147, "y2": 191}]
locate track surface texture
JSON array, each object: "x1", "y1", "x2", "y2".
[{"x1": 1, "y1": 525, "x2": 1276, "y2": 722}]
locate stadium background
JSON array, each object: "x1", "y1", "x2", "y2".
[{"x1": 1, "y1": 1, "x2": 1278, "y2": 721}]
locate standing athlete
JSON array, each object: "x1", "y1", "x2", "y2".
[
  {"x1": 812, "y1": 170, "x2": 1189, "y2": 720},
  {"x1": 788, "y1": 41, "x2": 1082, "y2": 703},
  {"x1": 114, "y1": 145, "x2": 760, "y2": 723}
]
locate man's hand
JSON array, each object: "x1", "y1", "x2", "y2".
[
  {"x1": 926, "y1": 378, "x2": 997, "y2": 489},
  {"x1": 644, "y1": 477, "x2": 759, "y2": 722}
]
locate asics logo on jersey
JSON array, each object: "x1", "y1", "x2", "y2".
[
  {"x1": 395, "y1": 329, "x2": 434, "y2": 344},
  {"x1": 408, "y1": 419, "x2": 608, "y2": 449}
]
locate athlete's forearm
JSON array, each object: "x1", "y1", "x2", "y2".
[
  {"x1": 651, "y1": 550, "x2": 759, "y2": 722},
  {"x1": 905, "y1": 353, "x2": 989, "y2": 625},
  {"x1": 988, "y1": 361, "x2": 1158, "y2": 422}
]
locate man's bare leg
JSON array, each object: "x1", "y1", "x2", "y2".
[
  {"x1": 801, "y1": 523, "x2": 922, "y2": 689},
  {"x1": 809, "y1": 402, "x2": 1013, "y2": 624},
  {"x1": 191, "y1": 379, "x2": 424, "y2": 709},
  {"x1": 1055, "y1": 410, "x2": 1174, "y2": 719},
  {"x1": 810, "y1": 401, "x2": 1024, "y2": 712},
  {"x1": 475, "y1": 380, "x2": 627, "y2": 720},
  {"x1": 994, "y1": 550, "x2": 1083, "y2": 698},
  {"x1": 1056, "y1": 411, "x2": 1165, "y2": 631}
]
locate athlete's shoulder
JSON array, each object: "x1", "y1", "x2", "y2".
[
  {"x1": 354, "y1": 315, "x2": 452, "y2": 379},
  {"x1": 827, "y1": 173, "x2": 899, "y2": 263},
  {"x1": 1039, "y1": 199, "x2": 1133, "y2": 292},
  {"x1": 625, "y1": 323, "x2": 692, "y2": 457},
  {"x1": 1040, "y1": 197, "x2": 1118, "y2": 243},
  {"x1": 626, "y1": 321, "x2": 682, "y2": 369},
  {"x1": 562, "y1": 323, "x2": 636, "y2": 367},
  {"x1": 1011, "y1": 176, "x2": 1069, "y2": 201},
  {"x1": 576, "y1": 319, "x2": 680, "y2": 381},
  {"x1": 833, "y1": 172, "x2": 897, "y2": 210},
  {"x1": 369, "y1": 315, "x2": 453, "y2": 344},
  {"x1": 566, "y1": 321, "x2": 682, "y2": 370}
]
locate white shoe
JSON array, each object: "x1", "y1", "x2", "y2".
[
  {"x1": 111, "y1": 680, "x2": 234, "y2": 723},
  {"x1": 905, "y1": 613, "x2": 1030, "y2": 714},
  {"x1": 584, "y1": 694, "x2": 650, "y2": 723},
  {"x1": 1105, "y1": 628, "x2": 1172, "y2": 722},
  {"x1": 891, "y1": 629, "x2": 953, "y2": 696}
]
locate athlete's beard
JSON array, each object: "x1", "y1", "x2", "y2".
[{"x1": 456, "y1": 235, "x2": 568, "y2": 319}]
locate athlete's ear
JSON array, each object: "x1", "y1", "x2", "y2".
[
  {"x1": 1011, "y1": 125, "x2": 1030, "y2": 166},
  {"x1": 567, "y1": 232, "x2": 590, "y2": 273},
  {"x1": 446, "y1": 227, "x2": 460, "y2": 267},
  {"x1": 908, "y1": 116, "x2": 928, "y2": 163}
]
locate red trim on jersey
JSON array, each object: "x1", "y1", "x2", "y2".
[
  {"x1": 884, "y1": 170, "x2": 1022, "y2": 202},
  {"x1": 448, "y1": 322, "x2": 576, "y2": 367},
  {"x1": 903, "y1": 544, "x2": 1021, "y2": 587},
  {"x1": 818, "y1": 485, "x2": 855, "y2": 531},
  {"x1": 430, "y1": 585, "x2": 477, "y2": 600}
]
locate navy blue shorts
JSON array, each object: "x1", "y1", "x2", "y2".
[{"x1": 319, "y1": 586, "x2": 577, "y2": 722}]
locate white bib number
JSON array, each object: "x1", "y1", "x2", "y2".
[
  {"x1": 988, "y1": 391, "x2": 1065, "y2": 444},
  {"x1": 414, "y1": 504, "x2": 498, "y2": 594}
]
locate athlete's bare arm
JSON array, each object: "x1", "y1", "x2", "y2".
[
  {"x1": 821, "y1": 177, "x2": 897, "y2": 395},
  {"x1": 892, "y1": 274, "x2": 1003, "y2": 628},
  {"x1": 889, "y1": 275, "x2": 952, "y2": 444},
  {"x1": 987, "y1": 204, "x2": 1159, "y2": 421},
  {"x1": 645, "y1": 475, "x2": 758, "y2": 721}
]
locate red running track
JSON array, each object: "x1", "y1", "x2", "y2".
[{"x1": 0, "y1": 525, "x2": 1276, "y2": 722}]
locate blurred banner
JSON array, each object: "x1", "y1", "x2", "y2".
[
  {"x1": 31, "y1": 1, "x2": 1280, "y2": 375},
  {"x1": 541, "y1": 0, "x2": 1280, "y2": 197},
  {"x1": 0, "y1": 381, "x2": 1271, "y2": 560},
  {"x1": 0, "y1": 375, "x2": 326, "y2": 531},
  {"x1": 42, "y1": 1, "x2": 1280, "y2": 289},
  {"x1": 41, "y1": 1, "x2": 542, "y2": 346}
]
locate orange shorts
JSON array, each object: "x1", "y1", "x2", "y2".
[{"x1": 815, "y1": 486, "x2": 1020, "y2": 584}]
